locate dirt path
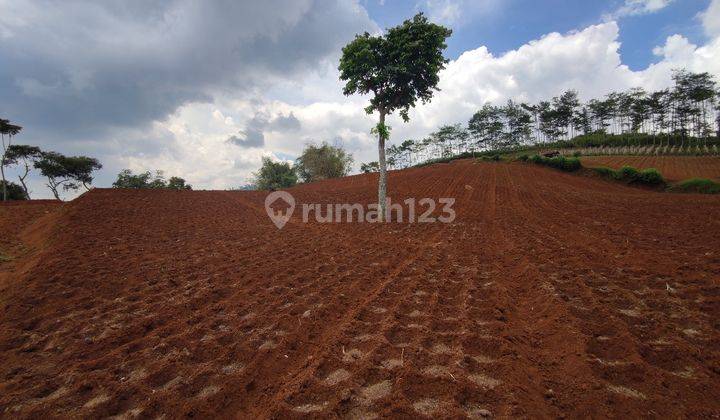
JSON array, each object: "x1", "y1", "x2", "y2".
[{"x1": 1, "y1": 160, "x2": 719, "y2": 418}]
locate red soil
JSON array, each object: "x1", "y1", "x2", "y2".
[
  {"x1": 581, "y1": 155, "x2": 720, "y2": 181},
  {"x1": 1, "y1": 160, "x2": 720, "y2": 418}
]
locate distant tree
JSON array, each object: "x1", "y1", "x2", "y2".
[
  {"x1": 468, "y1": 104, "x2": 504, "y2": 150},
  {"x1": 0, "y1": 180, "x2": 27, "y2": 200},
  {"x1": 339, "y1": 13, "x2": 451, "y2": 220},
  {"x1": 553, "y1": 90, "x2": 580, "y2": 139},
  {"x1": 167, "y1": 176, "x2": 192, "y2": 190},
  {"x1": 34, "y1": 152, "x2": 102, "y2": 200},
  {"x1": 360, "y1": 161, "x2": 379, "y2": 173},
  {"x1": 1, "y1": 119, "x2": 23, "y2": 201},
  {"x1": 3, "y1": 145, "x2": 42, "y2": 199},
  {"x1": 112, "y1": 170, "x2": 191, "y2": 190},
  {"x1": 252, "y1": 157, "x2": 297, "y2": 190},
  {"x1": 295, "y1": 142, "x2": 353, "y2": 182},
  {"x1": 502, "y1": 100, "x2": 532, "y2": 146}
]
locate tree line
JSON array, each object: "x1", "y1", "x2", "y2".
[
  {"x1": 1, "y1": 118, "x2": 102, "y2": 200},
  {"x1": 363, "y1": 69, "x2": 720, "y2": 171}
]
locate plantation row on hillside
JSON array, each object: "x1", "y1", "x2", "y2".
[{"x1": 364, "y1": 70, "x2": 720, "y2": 171}]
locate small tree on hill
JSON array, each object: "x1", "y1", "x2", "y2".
[
  {"x1": 295, "y1": 142, "x2": 353, "y2": 183},
  {"x1": 252, "y1": 157, "x2": 297, "y2": 191},
  {"x1": 3, "y1": 145, "x2": 42, "y2": 199},
  {"x1": 1, "y1": 119, "x2": 23, "y2": 201},
  {"x1": 339, "y1": 13, "x2": 451, "y2": 220},
  {"x1": 167, "y1": 176, "x2": 192, "y2": 190},
  {"x1": 34, "y1": 152, "x2": 102, "y2": 200}
]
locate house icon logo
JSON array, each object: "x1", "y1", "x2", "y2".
[{"x1": 264, "y1": 191, "x2": 295, "y2": 229}]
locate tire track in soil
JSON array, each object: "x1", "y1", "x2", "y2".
[{"x1": 255, "y1": 163, "x2": 478, "y2": 417}]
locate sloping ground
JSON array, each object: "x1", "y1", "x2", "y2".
[
  {"x1": 0, "y1": 200, "x2": 62, "y2": 285},
  {"x1": 581, "y1": 155, "x2": 720, "y2": 181},
  {"x1": 1, "y1": 160, "x2": 720, "y2": 418}
]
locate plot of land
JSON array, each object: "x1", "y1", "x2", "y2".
[
  {"x1": 1, "y1": 160, "x2": 720, "y2": 418},
  {"x1": 581, "y1": 155, "x2": 720, "y2": 181}
]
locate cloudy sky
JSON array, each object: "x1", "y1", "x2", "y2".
[{"x1": 1, "y1": 0, "x2": 719, "y2": 198}]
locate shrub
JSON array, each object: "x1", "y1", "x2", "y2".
[
  {"x1": 620, "y1": 166, "x2": 639, "y2": 180},
  {"x1": 572, "y1": 151, "x2": 582, "y2": 157},
  {"x1": 528, "y1": 155, "x2": 581, "y2": 172},
  {"x1": 669, "y1": 178, "x2": 720, "y2": 194},
  {"x1": 517, "y1": 154, "x2": 529, "y2": 162},
  {"x1": 637, "y1": 168, "x2": 664, "y2": 185},
  {"x1": 592, "y1": 167, "x2": 615, "y2": 177}
]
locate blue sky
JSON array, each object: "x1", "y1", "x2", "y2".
[{"x1": 364, "y1": 0, "x2": 711, "y2": 70}]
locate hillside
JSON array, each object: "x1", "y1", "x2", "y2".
[{"x1": 1, "y1": 159, "x2": 720, "y2": 418}]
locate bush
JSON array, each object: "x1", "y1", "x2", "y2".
[
  {"x1": 620, "y1": 166, "x2": 639, "y2": 180},
  {"x1": 592, "y1": 167, "x2": 615, "y2": 177},
  {"x1": 669, "y1": 178, "x2": 720, "y2": 194},
  {"x1": 528, "y1": 155, "x2": 581, "y2": 172},
  {"x1": 0, "y1": 180, "x2": 27, "y2": 200},
  {"x1": 593, "y1": 165, "x2": 665, "y2": 186},
  {"x1": 637, "y1": 168, "x2": 664, "y2": 185},
  {"x1": 517, "y1": 154, "x2": 529, "y2": 162}
]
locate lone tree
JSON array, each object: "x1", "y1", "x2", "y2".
[
  {"x1": 3, "y1": 145, "x2": 42, "y2": 199},
  {"x1": 295, "y1": 142, "x2": 353, "y2": 183},
  {"x1": 339, "y1": 13, "x2": 451, "y2": 220},
  {"x1": 1, "y1": 118, "x2": 23, "y2": 201},
  {"x1": 34, "y1": 152, "x2": 102, "y2": 200},
  {"x1": 252, "y1": 157, "x2": 298, "y2": 191}
]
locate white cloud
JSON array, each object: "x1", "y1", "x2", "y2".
[
  {"x1": 604, "y1": 0, "x2": 673, "y2": 20},
  {"x1": 701, "y1": 0, "x2": 720, "y2": 37},
  {"x1": 422, "y1": 0, "x2": 499, "y2": 27}
]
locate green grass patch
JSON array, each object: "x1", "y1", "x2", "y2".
[
  {"x1": 0, "y1": 254, "x2": 12, "y2": 263},
  {"x1": 668, "y1": 178, "x2": 720, "y2": 194}
]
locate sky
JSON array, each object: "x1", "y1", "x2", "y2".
[{"x1": 1, "y1": 0, "x2": 719, "y2": 199}]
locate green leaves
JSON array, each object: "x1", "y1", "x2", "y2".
[
  {"x1": 339, "y1": 13, "x2": 451, "y2": 121},
  {"x1": 370, "y1": 122, "x2": 391, "y2": 141}
]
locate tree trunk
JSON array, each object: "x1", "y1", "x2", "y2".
[
  {"x1": 1, "y1": 134, "x2": 6, "y2": 201},
  {"x1": 18, "y1": 161, "x2": 30, "y2": 199},
  {"x1": 377, "y1": 109, "x2": 387, "y2": 222}
]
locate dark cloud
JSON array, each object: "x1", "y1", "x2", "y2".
[
  {"x1": 227, "y1": 129, "x2": 265, "y2": 149},
  {"x1": 0, "y1": 0, "x2": 375, "y2": 145},
  {"x1": 268, "y1": 112, "x2": 302, "y2": 132}
]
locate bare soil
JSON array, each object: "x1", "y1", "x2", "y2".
[{"x1": 1, "y1": 160, "x2": 720, "y2": 418}]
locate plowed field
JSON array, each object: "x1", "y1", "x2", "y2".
[
  {"x1": 1, "y1": 160, "x2": 720, "y2": 418},
  {"x1": 581, "y1": 155, "x2": 720, "y2": 181}
]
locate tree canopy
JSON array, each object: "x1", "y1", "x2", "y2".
[
  {"x1": 34, "y1": 152, "x2": 102, "y2": 200},
  {"x1": 3, "y1": 145, "x2": 42, "y2": 198},
  {"x1": 1, "y1": 118, "x2": 24, "y2": 201},
  {"x1": 295, "y1": 142, "x2": 353, "y2": 183},
  {"x1": 113, "y1": 169, "x2": 192, "y2": 190},
  {"x1": 251, "y1": 157, "x2": 297, "y2": 191}
]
